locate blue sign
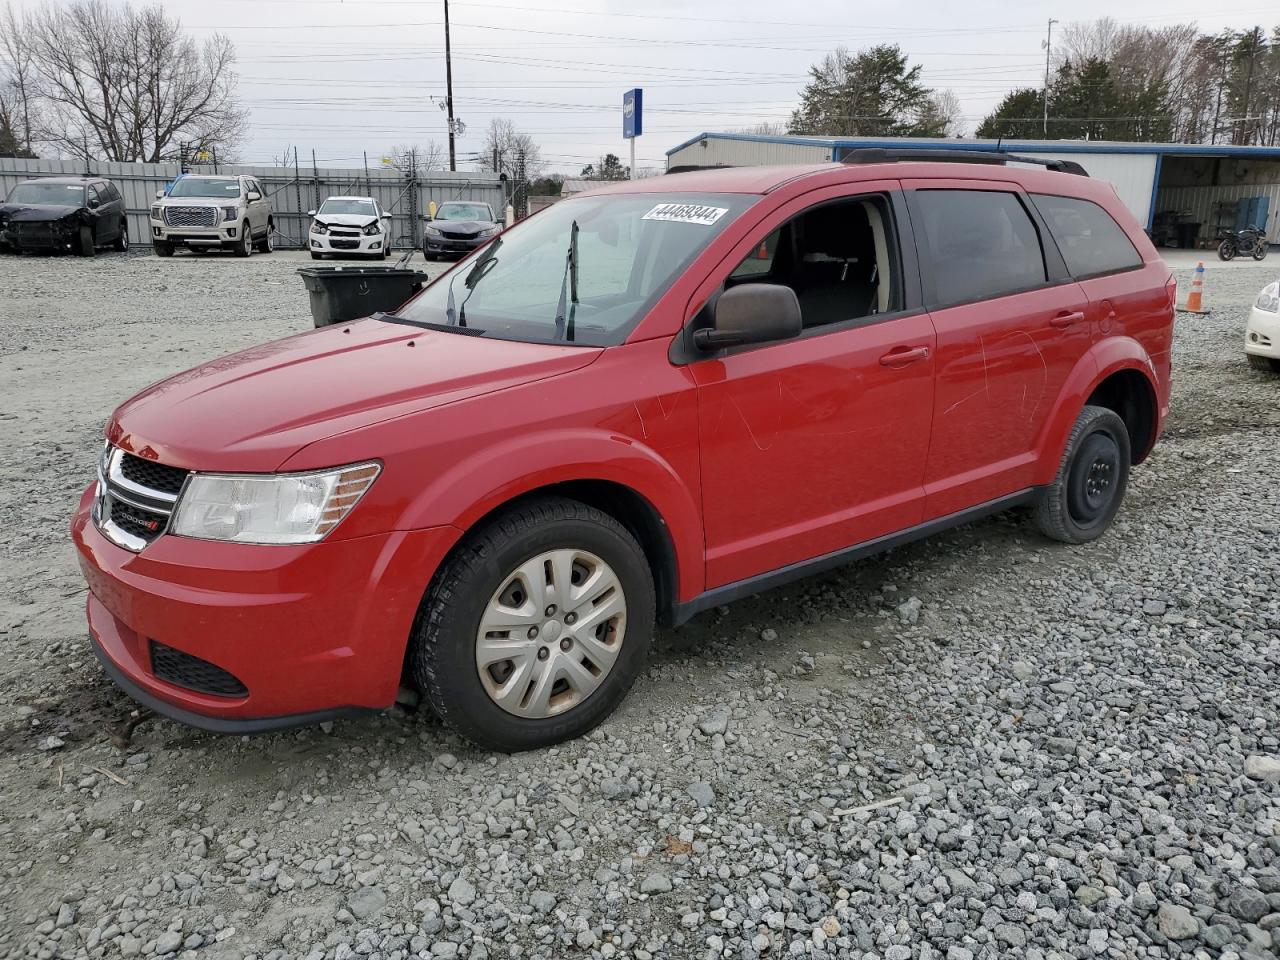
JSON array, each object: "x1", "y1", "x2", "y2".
[{"x1": 623, "y1": 88, "x2": 643, "y2": 139}]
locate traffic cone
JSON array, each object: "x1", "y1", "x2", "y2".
[
  {"x1": 1177, "y1": 260, "x2": 1210, "y2": 314},
  {"x1": 757, "y1": 241, "x2": 768, "y2": 259}
]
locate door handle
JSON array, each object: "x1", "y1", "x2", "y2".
[
  {"x1": 879, "y1": 345, "x2": 931, "y2": 367},
  {"x1": 1050, "y1": 310, "x2": 1086, "y2": 328}
]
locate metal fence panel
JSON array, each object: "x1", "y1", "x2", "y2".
[{"x1": 0, "y1": 156, "x2": 507, "y2": 250}]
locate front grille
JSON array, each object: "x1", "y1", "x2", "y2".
[
  {"x1": 330, "y1": 237, "x2": 360, "y2": 249},
  {"x1": 330, "y1": 228, "x2": 361, "y2": 237},
  {"x1": 164, "y1": 206, "x2": 218, "y2": 228},
  {"x1": 94, "y1": 446, "x2": 190, "y2": 551},
  {"x1": 150, "y1": 641, "x2": 248, "y2": 698},
  {"x1": 121, "y1": 453, "x2": 187, "y2": 495},
  {"x1": 15, "y1": 223, "x2": 62, "y2": 248},
  {"x1": 444, "y1": 230, "x2": 480, "y2": 241}
]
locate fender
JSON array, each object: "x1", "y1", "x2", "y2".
[
  {"x1": 396, "y1": 427, "x2": 705, "y2": 602},
  {"x1": 1032, "y1": 336, "x2": 1159, "y2": 486}
]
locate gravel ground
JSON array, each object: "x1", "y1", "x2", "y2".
[{"x1": 1, "y1": 247, "x2": 1279, "y2": 960}]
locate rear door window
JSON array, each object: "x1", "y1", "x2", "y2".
[
  {"x1": 914, "y1": 190, "x2": 1047, "y2": 306},
  {"x1": 1030, "y1": 193, "x2": 1142, "y2": 278}
]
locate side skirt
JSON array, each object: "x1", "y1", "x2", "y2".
[{"x1": 671, "y1": 488, "x2": 1039, "y2": 626}]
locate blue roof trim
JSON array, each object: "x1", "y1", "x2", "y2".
[{"x1": 667, "y1": 132, "x2": 1280, "y2": 161}]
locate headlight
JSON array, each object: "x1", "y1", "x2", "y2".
[
  {"x1": 170, "y1": 462, "x2": 380, "y2": 544},
  {"x1": 425, "y1": 225, "x2": 442, "y2": 237},
  {"x1": 311, "y1": 221, "x2": 328, "y2": 235},
  {"x1": 362, "y1": 222, "x2": 382, "y2": 236},
  {"x1": 1257, "y1": 283, "x2": 1280, "y2": 313},
  {"x1": 478, "y1": 226, "x2": 498, "y2": 238},
  {"x1": 151, "y1": 205, "x2": 162, "y2": 220},
  {"x1": 221, "y1": 206, "x2": 238, "y2": 222}
]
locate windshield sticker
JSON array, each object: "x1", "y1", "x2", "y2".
[{"x1": 642, "y1": 203, "x2": 728, "y2": 226}]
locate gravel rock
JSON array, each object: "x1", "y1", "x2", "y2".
[
  {"x1": 1157, "y1": 903, "x2": 1200, "y2": 940},
  {"x1": 640, "y1": 872, "x2": 673, "y2": 894},
  {"x1": 687, "y1": 780, "x2": 716, "y2": 807},
  {"x1": 348, "y1": 886, "x2": 387, "y2": 920},
  {"x1": 1245, "y1": 755, "x2": 1280, "y2": 782}
]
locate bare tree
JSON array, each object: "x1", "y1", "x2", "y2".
[
  {"x1": 386, "y1": 141, "x2": 446, "y2": 173},
  {"x1": 23, "y1": 0, "x2": 244, "y2": 162},
  {"x1": 0, "y1": 4, "x2": 39, "y2": 156},
  {"x1": 478, "y1": 118, "x2": 544, "y2": 178}
]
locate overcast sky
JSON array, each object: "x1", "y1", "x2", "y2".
[{"x1": 20, "y1": 0, "x2": 1280, "y2": 173}]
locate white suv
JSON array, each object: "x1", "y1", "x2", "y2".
[
  {"x1": 150, "y1": 174, "x2": 274, "y2": 257},
  {"x1": 308, "y1": 196, "x2": 393, "y2": 259}
]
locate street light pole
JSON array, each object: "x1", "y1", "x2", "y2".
[
  {"x1": 1043, "y1": 18, "x2": 1057, "y2": 138},
  {"x1": 444, "y1": 0, "x2": 456, "y2": 171}
]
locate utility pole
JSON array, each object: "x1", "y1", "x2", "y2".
[
  {"x1": 444, "y1": 0, "x2": 456, "y2": 171},
  {"x1": 1043, "y1": 18, "x2": 1057, "y2": 138}
]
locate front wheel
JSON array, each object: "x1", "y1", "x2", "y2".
[
  {"x1": 410, "y1": 497, "x2": 655, "y2": 751},
  {"x1": 154, "y1": 241, "x2": 174, "y2": 257},
  {"x1": 1253, "y1": 242, "x2": 1268, "y2": 261},
  {"x1": 1248, "y1": 353, "x2": 1280, "y2": 374},
  {"x1": 76, "y1": 225, "x2": 95, "y2": 257},
  {"x1": 234, "y1": 222, "x2": 252, "y2": 257},
  {"x1": 1218, "y1": 239, "x2": 1237, "y2": 261},
  {"x1": 1035, "y1": 405, "x2": 1131, "y2": 544}
]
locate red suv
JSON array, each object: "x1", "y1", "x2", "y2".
[{"x1": 72, "y1": 151, "x2": 1173, "y2": 751}]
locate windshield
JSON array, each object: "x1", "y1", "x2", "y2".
[
  {"x1": 436, "y1": 202, "x2": 493, "y2": 222},
  {"x1": 167, "y1": 178, "x2": 241, "y2": 198},
  {"x1": 7, "y1": 182, "x2": 85, "y2": 206},
  {"x1": 398, "y1": 192, "x2": 754, "y2": 346},
  {"x1": 320, "y1": 199, "x2": 376, "y2": 217}
]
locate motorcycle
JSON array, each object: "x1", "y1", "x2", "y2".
[{"x1": 1217, "y1": 226, "x2": 1269, "y2": 262}]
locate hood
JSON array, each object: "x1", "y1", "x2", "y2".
[
  {"x1": 433, "y1": 219, "x2": 495, "y2": 235},
  {"x1": 107, "y1": 320, "x2": 600, "y2": 472},
  {"x1": 0, "y1": 203, "x2": 85, "y2": 223},
  {"x1": 316, "y1": 213, "x2": 380, "y2": 229}
]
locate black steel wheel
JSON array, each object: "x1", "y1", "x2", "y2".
[{"x1": 1035, "y1": 405, "x2": 1131, "y2": 544}]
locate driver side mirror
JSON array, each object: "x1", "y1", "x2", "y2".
[
  {"x1": 247, "y1": 191, "x2": 261, "y2": 202},
  {"x1": 87, "y1": 197, "x2": 100, "y2": 209},
  {"x1": 693, "y1": 283, "x2": 802, "y2": 351}
]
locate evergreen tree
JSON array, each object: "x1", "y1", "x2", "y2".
[{"x1": 788, "y1": 45, "x2": 947, "y2": 137}]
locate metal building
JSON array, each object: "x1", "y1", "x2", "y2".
[{"x1": 665, "y1": 134, "x2": 1280, "y2": 246}]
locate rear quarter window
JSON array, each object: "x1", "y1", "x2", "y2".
[{"x1": 1030, "y1": 194, "x2": 1142, "y2": 278}]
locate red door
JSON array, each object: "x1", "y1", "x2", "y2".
[
  {"x1": 692, "y1": 316, "x2": 937, "y2": 588},
  {"x1": 905, "y1": 182, "x2": 1094, "y2": 518}
]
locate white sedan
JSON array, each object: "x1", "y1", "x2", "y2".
[
  {"x1": 1247, "y1": 279, "x2": 1280, "y2": 373},
  {"x1": 308, "y1": 196, "x2": 393, "y2": 259}
]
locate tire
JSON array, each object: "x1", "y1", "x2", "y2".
[
  {"x1": 76, "y1": 225, "x2": 95, "y2": 257},
  {"x1": 154, "y1": 241, "x2": 174, "y2": 258},
  {"x1": 1253, "y1": 242, "x2": 1268, "y2": 261},
  {"x1": 256, "y1": 221, "x2": 274, "y2": 253},
  {"x1": 234, "y1": 221, "x2": 252, "y2": 257},
  {"x1": 1035, "y1": 405, "x2": 1131, "y2": 545},
  {"x1": 1218, "y1": 239, "x2": 1236, "y2": 261},
  {"x1": 310, "y1": 251, "x2": 322, "y2": 260},
  {"x1": 383, "y1": 243, "x2": 392, "y2": 259},
  {"x1": 424, "y1": 251, "x2": 437, "y2": 262},
  {"x1": 1248, "y1": 353, "x2": 1280, "y2": 373},
  {"x1": 410, "y1": 496, "x2": 655, "y2": 752},
  {"x1": 113, "y1": 221, "x2": 129, "y2": 253}
]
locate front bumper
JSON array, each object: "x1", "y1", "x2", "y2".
[
  {"x1": 311, "y1": 232, "x2": 385, "y2": 255},
  {"x1": 152, "y1": 218, "x2": 241, "y2": 246},
  {"x1": 425, "y1": 233, "x2": 491, "y2": 255},
  {"x1": 2, "y1": 221, "x2": 77, "y2": 251},
  {"x1": 72, "y1": 485, "x2": 458, "y2": 731},
  {"x1": 1246, "y1": 305, "x2": 1280, "y2": 358}
]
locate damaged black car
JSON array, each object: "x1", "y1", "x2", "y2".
[{"x1": 0, "y1": 176, "x2": 129, "y2": 256}]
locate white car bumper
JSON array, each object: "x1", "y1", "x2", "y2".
[
  {"x1": 309, "y1": 232, "x2": 386, "y2": 255},
  {"x1": 1246, "y1": 304, "x2": 1280, "y2": 358}
]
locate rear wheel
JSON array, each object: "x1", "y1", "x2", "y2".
[
  {"x1": 1218, "y1": 239, "x2": 1237, "y2": 261},
  {"x1": 256, "y1": 221, "x2": 274, "y2": 253},
  {"x1": 1248, "y1": 353, "x2": 1280, "y2": 373},
  {"x1": 1035, "y1": 405, "x2": 1131, "y2": 544},
  {"x1": 154, "y1": 241, "x2": 174, "y2": 258},
  {"x1": 411, "y1": 497, "x2": 654, "y2": 751},
  {"x1": 76, "y1": 225, "x2": 95, "y2": 257},
  {"x1": 113, "y1": 222, "x2": 129, "y2": 252}
]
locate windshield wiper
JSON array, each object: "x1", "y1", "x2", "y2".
[
  {"x1": 553, "y1": 220, "x2": 579, "y2": 341},
  {"x1": 445, "y1": 236, "x2": 503, "y2": 326}
]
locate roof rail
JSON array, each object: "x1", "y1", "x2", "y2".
[{"x1": 839, "y1": 147, "x2": 1089, "y2": 177}]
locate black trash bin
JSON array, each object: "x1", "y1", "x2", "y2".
[{"x1": 296, "y1": 266, "x2": 432, "y2": 328}]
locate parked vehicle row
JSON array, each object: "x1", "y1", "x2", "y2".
[
  {"x1": 0, "y1": 176, "x2": 129, "y2": 256},
  {"x1": 74, "y1": 151, "x2": 1178, "y2": 751}
]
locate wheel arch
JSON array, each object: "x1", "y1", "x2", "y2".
[{"x1": 1033, "y1": 338, "x2": 1161, "y2": 484}]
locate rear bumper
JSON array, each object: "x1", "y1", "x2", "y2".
[{"x1": 72, "y1": 485, "x2": 458, "y2": 730}]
